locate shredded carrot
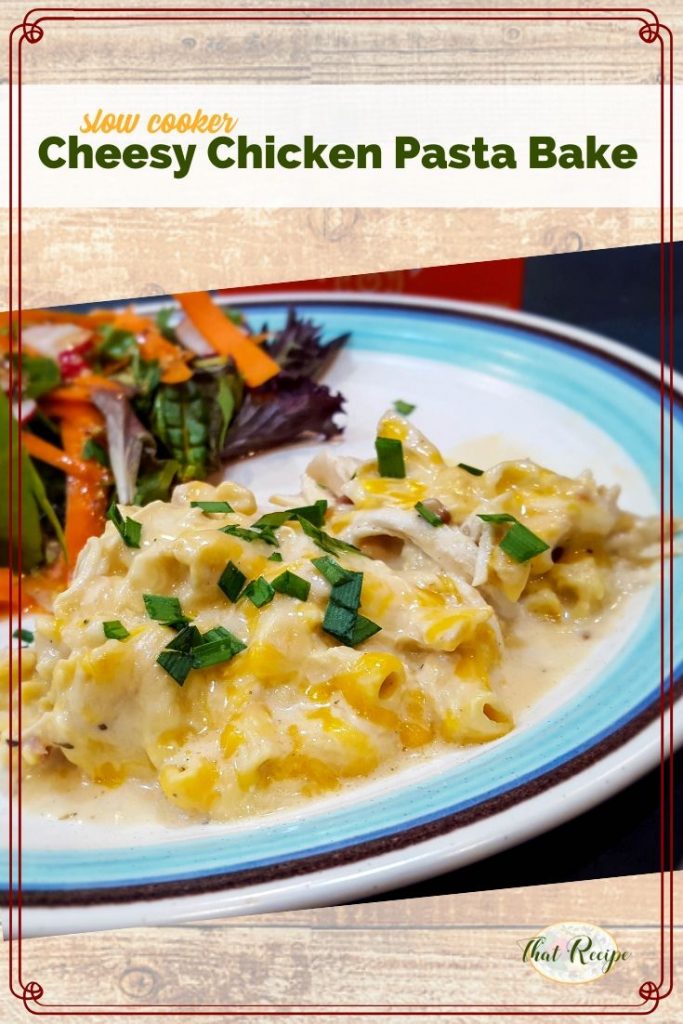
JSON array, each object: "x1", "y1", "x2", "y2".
[
  {"x1": 111, "y1": 309, "x2": 152, "y2": 334},
  {"x1": 0, "y1": 309, "x2": 112, "y2": 332},
  {"x1": 61, "y1": 415, "x2": 109, "y2": 567},
  {"x1": 160, "y1": 361, "x2": 193, "y2": 384},
  {"x1": 0, "y1": 570, "x2": 48, "y2": 614},
  {"x1": 42, "y1": 398, "x2": 98, "y2": 422},
  {"x1": 21, "y1": 432, "x2": 93, "y2": 479},
  {"x1": 49, "y1": 374, "x2": 123, "y2": 403},
  {"x1": 135, "y1": 328, "x2": 193, "y2": 384},
  {"x1": 0, "y1": 569, "x2": 21, "y2": 608},
  {"x1": 175, "y1": 291, "x2": 280, "y2": 388}
]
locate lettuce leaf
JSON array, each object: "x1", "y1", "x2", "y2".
[
  {"x1": 221, "y1": 374, "x2": 344, "y2": 462},
  {"x1": 0, "y1": 391, "x2": 65, "y2": 570},
  {"x1": 266, "y1": 308, "x2": 349, "y2": 380},
  {"x1": 151, "y1": 365, "x2": 240, "y2": 481}
]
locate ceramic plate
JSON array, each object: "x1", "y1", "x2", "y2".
[{"x1": 4, "y1": 293, "x2": 681, "y2": 936}]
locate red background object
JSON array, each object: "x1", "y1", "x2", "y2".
[{"x1": 219, "y1": 256, "x2": 525, "y2": 310}]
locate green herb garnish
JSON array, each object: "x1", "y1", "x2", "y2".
[
  {"x1": 314, "y1": 555, "x2": 363, "y2": 612},
  {"x1": 252, "y1": 500, "x2": 328, "y2": 531},
  {"x1": 271, "y1": 570, "x2": 311, "y2": 602},
  {"x1": 165, "y1": 624, "x2": 202, "y2": 652},
  {"x1": 323, "y1": 604, "x2": 381, "y2": 648},
  {"x1": 393, "y1": 399, "x2": 415, "y2": 416},
  {"x1": 200, "y1": 625, "x2": 235, "y2": 645},
  {"x1": 143, "y1": 593, "x2": 189, "y2": 628},
  {"x1": 107, "y1": 501, "x2": 142, "y2": 549},
  {"x1": 242, "y1": 577, "x2": 275, "y2": 608},
  {"x1": 221, "y1": 524, "x2": 279, "y2": 547},
  {"x1": 268, "y1": 552, "x2": 283, "y2": 562},
  {"x1": 191, "y1": 500, "x2": 234, "y2": 514},
  {"x1": 312, "y1": 555, "x2": 351, "y2": 586},
  {"x1": 375, "y1": 436, "x2": 406, "y2": 479},
  {"x1": 458, "y1": 463, "x2": 484, "y2": 477},
  {"x1": 13, "y1": 628, "x2": 34, "y2": 646},
  {"x1": 103, "y1": 620, "x2": 130, "y2": 641},
  {"x1": 477, "y1": 513, "x2": 550, "y2": 563},
  {"x1": 156, "y1": 623, "x2": 245, "y2": 683},
  {"x1": 314, "y1": 556, "x2": 377, "y2": 647},
  {"x1": 297, "y1": 516, "x2": 363, "y2": 557},
  {"x1": 348, "y1": 615, "x2": 382, "y2": 646},
  {"x1": 191, "y1": 630, "x2": 246, "y2": 670},
  {"x1": 157, "y1": 649, "x2": 194, "y2": 686},
  {"x1": 415, "y1": 501, "x2": 445, "y2": 527},
  {"x1": 218, "y1": 561, "x2": 246, "y2": 603}
]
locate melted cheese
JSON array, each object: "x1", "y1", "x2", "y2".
[{"x1": 6, "y1": 415, "x2": 661, "y2": 823}]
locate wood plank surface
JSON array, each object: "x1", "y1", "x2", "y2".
[{"x1": 2, "y1": 873, "x2": 680, "y2": 1017}]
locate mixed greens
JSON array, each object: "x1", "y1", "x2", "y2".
[{"x1": 0, "y1": 294, "x2": 348, "y2": 602}]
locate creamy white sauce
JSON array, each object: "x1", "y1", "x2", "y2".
[
  {"x1": 15, "y1": 427, "x2": 659, "y2": 828},
  {"x1": 20, "y1": 604, "x2": 612, "y2": 828}
]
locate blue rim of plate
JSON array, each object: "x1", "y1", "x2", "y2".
[{"x1": 10, "y1": 295, "x2": 681, "y2": 905}]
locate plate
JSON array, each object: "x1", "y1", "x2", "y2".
[{"x1": 4, "y1": 292, "x2": 681, "y2": 937}]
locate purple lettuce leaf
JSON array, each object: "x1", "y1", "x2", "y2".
[
  {"x1": 221, "y1": 374, "x2": 344, "y2": 463},
  {"x1": 265, "y1": 308, "x2": 350, "y2": 381}
]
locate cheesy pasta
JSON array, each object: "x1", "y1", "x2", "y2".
[{"x1": 4, "y1": 412, "x2": 664, "y2": 821}]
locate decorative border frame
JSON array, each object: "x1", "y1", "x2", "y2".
[{"x1": 6, "y1": 4, "x2": 676, "y2": 1016}]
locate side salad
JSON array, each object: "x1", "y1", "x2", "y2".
[{"x1": 1, "y1": 292, "x2": 348, "y2": 609}]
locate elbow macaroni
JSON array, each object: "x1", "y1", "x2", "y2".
[{"x1": 9, "y1": 414, "x2": 661, "y2": 820}]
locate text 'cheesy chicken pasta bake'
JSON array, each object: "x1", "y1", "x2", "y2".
[{"x1": 4, "y1": 408, "x2": 665, "y2": 823}]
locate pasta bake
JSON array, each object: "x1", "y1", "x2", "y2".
[{"x1": 4, "y1": 412, "x2": 663, "y2": 822}]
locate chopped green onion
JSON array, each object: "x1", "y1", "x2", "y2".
[
  {"x1": 157, "y1": 649, "x2": 194, "y2": 686},
  {"x1": 415, "y1": 501, "x2": 445, "y2": 527},
  {"x1": 458, "y1": 462, "x2": 484, "y2": 477},
  {"x1": 271, "y1": 570, "x2": 310, "y2": 602},
  {"x1": 330, "y1": 572, "x2": 363, "y2": 612},
  {"x1": 477, "y1": 513, "x2": 550, "y2": 563},
  {"x1": 393, "y1": 400, "x2": 415, "y2": 416},
  {"x1": 12, "y1": 628, "x2": 34, "y2": 646},
  {"x1": 191, "y1": 630, "x2": 246, "y2": 670},
  {"x1": 190, "y1": 500, "x2": 234, "y2": 514},
  {"x1": 375, "y1": 436, "x2": 406, "y2": 479},
  {"x1": 165, "y1": 624, "x2": 202, "y2": 652},
  {"x1": 107, "y1": 501, "x2": 142, "y2": 549},
  {"x1": 248, "y1": 510, "x2": 291, "y2": 530},
  {"x1": 242, "y1": 577, "x2": 275, "y2": 608},
  {"x1": 82, "y1": 438, "x2": 109, "y2": 467},
  {"x1": 316, "y1": 557, "x2": 375, "y2": 646},
  {"x1": 218, "y1": 561, "x2": 246, "y2": 603},
  {"x1": 143, "y1": 593, "x2": 189, "y2": 628},
  {"x1": 311, "y1": 555, "x2": 351, "y2": 586},
  {"x1": 102, "y1": 620, "x2": 130, "y2": 641},
  {"x1": 349, "y1": 615, "x2": 383, "y2": 646},
  {"x1": 252, "y1": 500, "x2": 328, "y2": 531},
  {"x1": 322, "y1": 601, "x2": 356, "y2": 641},
  {"x1": 297, "y1": 516, "x2": 363, "y2": 557},
  {"x1": 268, "y1": 552, "x2": 283, "y2": 562},
  {"x1": 323, "y1": 603, "x2": 381, "y2": 647},
  {"x1": 221, "y1": 524, "x2": 279, "y2": 547},
  {"x1": 200, "y1": 625, "x2": 235, "y2": 644},
  {"x1": 477, "y1": 513, "x2": 518, "y2": 524}
]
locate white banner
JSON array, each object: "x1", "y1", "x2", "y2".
[{"x1": 5, "y1": 84, "x2": 674, "y2": 208}]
